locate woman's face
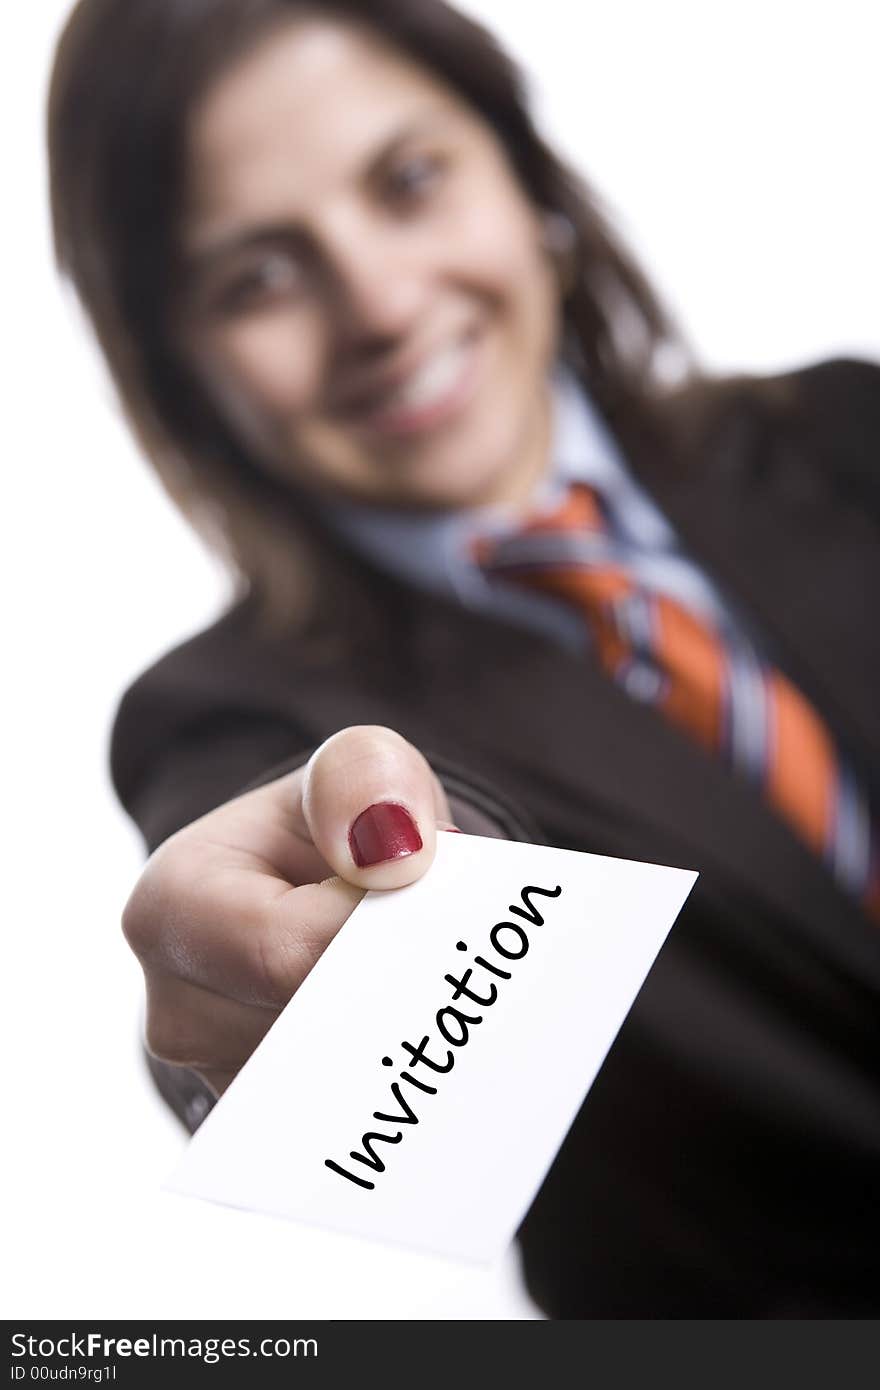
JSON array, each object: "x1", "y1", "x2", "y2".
[{"x1": 177, "y1": 17, "x2": 562, "y2": 510}]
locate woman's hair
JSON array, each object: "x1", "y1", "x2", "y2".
[{"x1": 48, "y1": 0, "x2": 689, "y2": 629}]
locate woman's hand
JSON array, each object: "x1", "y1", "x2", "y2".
[{"x1": 122, "y1": 726, "x2": 453, "y2": 1096}]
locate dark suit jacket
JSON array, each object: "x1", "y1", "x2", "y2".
[{"x1": 112, "y1": 358, "x2": 880, "y2": 1317}]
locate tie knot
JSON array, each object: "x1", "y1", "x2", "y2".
[{"x1": 470, "y1": 482, "x2": 606, "y2": 569}]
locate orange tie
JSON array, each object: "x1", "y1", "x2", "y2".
[{"x1": 474, "y1": 482, "x2": 879, "y2": 921}]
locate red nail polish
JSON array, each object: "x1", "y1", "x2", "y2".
[{"x1": 349, "y1": 802, "x2": 423, "y2": 868}]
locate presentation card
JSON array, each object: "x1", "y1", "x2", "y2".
[{"x1": 167, "y1": 834, "x2": 696, "y2": 1263}]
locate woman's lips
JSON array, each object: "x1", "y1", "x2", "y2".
[{"x1": 340, "y1": 334, "x2": 481, "y2": 440}]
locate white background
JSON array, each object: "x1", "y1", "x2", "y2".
[{"x1": 4, "y1": 0, "x2": 878, "y2": 1320}]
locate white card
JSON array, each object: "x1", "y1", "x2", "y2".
[{"x1": 167, "y1": 834, "x2": 696, "y2": 1264}]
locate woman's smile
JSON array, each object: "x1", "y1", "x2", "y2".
[{"x1": 332, "y1": 323, "x2": 483, "y2": 440}]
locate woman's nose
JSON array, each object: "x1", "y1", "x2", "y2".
[{"x1": 325, "y1": 228, "x2": 428, "y2": 348}]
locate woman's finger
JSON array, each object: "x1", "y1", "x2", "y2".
[
  {"x1": 125, "y1": 843, "x2": 363, "y2": 1008},
  {"x1": 299, "y1": 725, "x2": 451, "y2": 889},
  {"x1": 144, "y1": 969, "x2": 278, "y2": 1076}
]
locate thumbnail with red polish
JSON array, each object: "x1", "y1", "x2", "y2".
[{"x1": 349, "y1": 802, "x2": 423, "y2": 868}]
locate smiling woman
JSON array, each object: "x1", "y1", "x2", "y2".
[
  {"x1": 48, "y1": 0, "x2": 880, "y2": 1319},
  {"x1": 49, "y1": 0, "x2": 674, "y2": 630}
]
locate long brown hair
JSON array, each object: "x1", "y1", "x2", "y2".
[{"x1": 48, "y1": 0, "x2": 689, "y2": 631}]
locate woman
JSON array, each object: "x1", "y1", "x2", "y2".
[{"x1": 48, "y1": 0, "x2": 880, "y2": 1316}]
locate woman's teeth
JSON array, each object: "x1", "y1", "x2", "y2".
[{"x1": 382, "y1": 342, "x2": 468, "y2": 411}]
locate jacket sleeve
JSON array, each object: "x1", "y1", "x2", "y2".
[{"x1": 111, "y1": 700, "x2": 314, "y2": 854}]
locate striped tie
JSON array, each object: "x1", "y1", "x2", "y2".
[{"x1": 473, "y1": 482, "x2": 880, "y2": 922}]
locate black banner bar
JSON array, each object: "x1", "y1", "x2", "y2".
[{"x1": 4, "y1": 1320, "x2": 880, "y2": 1388}]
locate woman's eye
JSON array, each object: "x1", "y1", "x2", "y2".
[
  {"x1": 215, "y1": 252, "x2": 302, "y2": 315},
  {"x1": 384, "y1": 153, "x2": 444, "y2": 207}
]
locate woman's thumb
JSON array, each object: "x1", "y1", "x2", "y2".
[{"x1": 300, "y1": 725, "x2": 451, "y2": 889}]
